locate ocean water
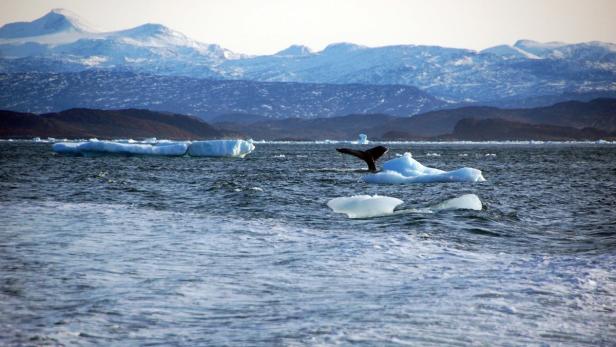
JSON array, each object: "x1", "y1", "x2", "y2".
[{"x1": 1, "y1": 142, "x2": 615, "y2": 346}]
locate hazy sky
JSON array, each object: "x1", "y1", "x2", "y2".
[{"x1": 1, "y1": 0, "x2": 616, "y2": 55}]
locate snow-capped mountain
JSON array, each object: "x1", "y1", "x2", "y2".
[
  {"x1": 0, "y1": 9, "x2": 237, "y2": 77},
  {"x1": 1, "y1": 9, "x2": 615, "y2": 106},
  {"x1": 0, "y1": 8, "x2": 91, "y2": 39}
]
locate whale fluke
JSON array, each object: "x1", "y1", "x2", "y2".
[{"x1": 336, "y1": 146, "x2": 388, "y2": 172}]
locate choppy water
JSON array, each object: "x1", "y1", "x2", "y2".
[{"x1": 1, "y1": 142, "x2": 616, "y2": 346}]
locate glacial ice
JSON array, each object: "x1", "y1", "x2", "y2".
[
  {"x1": 327, "y1": 193, "x2": 483, "y2": 219},
  {"x1": 431, "y1": 194, "x2": 483, "y2": 211},
  {"x1": 51, "y1": 142, "x2": 81, "y2": 154},
  {"x1": 358, "y1": 134, "x2": 369, "y2": 145},
  {"x1": 52, "y1": 139, "x2": 256, "y2": 157},
  {"x1": 327, "y1": 195, "x2": 404, "y2": 218},
  {"x1": 187, "y1": 140, "x2": 255, "y2": 158},
  {"x1": 364, "y1": 152, "x2": 485, "y2": 184},
  {"x1": 53, "y1": 141, "x2": 189, "y2": 156}
]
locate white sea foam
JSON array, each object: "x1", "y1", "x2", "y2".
[{"x1": 364, "y1": 152, "x2": 485, "y2": 184}]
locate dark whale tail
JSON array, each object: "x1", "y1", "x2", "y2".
[{"x1": 336, "y1": 146, "x2": 388, "y2": 172}]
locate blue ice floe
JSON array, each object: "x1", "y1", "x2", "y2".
[
  {"x1": 52, "y1": 139, "x2": 255, "y2": 158},
  {"x1": 188, "y1": 140, "x2": 255, "y2": 158}
]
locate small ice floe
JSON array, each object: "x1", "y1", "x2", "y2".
[
  {"x1": 327, "y1": 194, "x2": 483, "y2": 219},
  {"x1": 327, "y1": 195, "x2": 403, "y2": 218},
  {"x1": 364, "y1": 153, "x2": 485, "y2": 184},
  {"x1": 485, "y1": 153, "x2": 497, "y2": 158},
  {"x1": 273, "y1": 154, "x2": 286, "y2": 158},
  {"x1": 358, "y1": 134, "x2": 369, "y2": 145},
  {"x1": 188, "y1": 140, "x2": 255, "y2": 158},
  {"x1": 426, "y1": 152, "x2": 441, "y2": 157},
  {"x1": 430, "y1": 194, "x2": 482, "y2": 211},
  {"x1": 458, "y1": 153, "x2": 468, "y2": 157},
  {"x1": 250, "y1": 187, "x2": 264, "y2": 192}
]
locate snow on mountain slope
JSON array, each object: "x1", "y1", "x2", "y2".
[
  {"x1": 0, "y1": 10, "x2": 615, "y2": 104},
  {"x1": 0, "y1": 8, "x2": 92, "y2": 39},
  {"x1": 0, "y1": 9, "x2": 234, "y2": 73},
  {"x1": 480, "y1": 44, "x2": 541, "y2": 59}
]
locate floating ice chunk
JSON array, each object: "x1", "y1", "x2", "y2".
[
  {"x1": 431, "y1": 194, "x2": 483, "y2": 211},
  {"x1": 358, "y1": 134, "x2": 369, "y2": 145},
  {"x1": 52, "y1": 141, "x2": 188, "y2": 156},
  {"x1": 327, "y1": 195, "x2": 403, "y2": 218},
  {"x1": 364, "y1": 152, "x2": 485, "y2": 184},
  {"x1": 52, "y1": 142, "x2": 81, "y2": 154},
  {"x1": 188, "y1": 140, "x2": 255, "y2": 158},
  {"x1": 426, "y1": 152, "x2": 441, "y2": 157},
  {"x1": 328, "y1": 193, "x2": 482, "y2": 219},
  {"x1": 485, "y1": 153, "x2": 497, "y2": 158}
]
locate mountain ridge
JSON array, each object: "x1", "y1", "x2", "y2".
[
  {"x1": 1, "y1": 9, "x2": 615, "y2": 104},
  {"x1": 2, "y1": 99, "x2": 615, "y2": 141}
]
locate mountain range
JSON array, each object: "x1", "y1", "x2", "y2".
[
  {"x1": 1, "y1": 9, "x2": 616, "y2": 107},
  {"x1": 2, "y1": 99, "x2": 615, "y2": 141},
  {"x1": 212, "y1": 98, "x2": 616, "y2": 140}
]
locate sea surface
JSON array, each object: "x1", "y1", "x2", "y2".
[{"x1": 1, "y1": 142, "x2": 615, "y2": 346}]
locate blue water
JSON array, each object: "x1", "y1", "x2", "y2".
[{"x1": 1, "y1": 142, "x2": 616, "y2": 346}]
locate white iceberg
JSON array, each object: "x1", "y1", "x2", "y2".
[
  {"x1": 327, "y1": 195, "x2": 403, "y2": 218},
  {"x1": 51, "y1": 142, "x2": 82, "y2": 154},
  {"x1": 358, "y1": 134, "x2": 369, "y2": 145},
  {"x1": 431, "y1": 194, "x2": 483, "y2": 211},
  {"x1": 364, "y1": 153, "x2": 485, "y2": 184},
  {"x1": 188, "y1": 140, "x2": 255, "y2": 158},
  {"x1": 52, "y1": 141, "x2": 189, "y2": 156},
  {"x1": 327, "y1": 193, "x2": 483, "y2": 219}
]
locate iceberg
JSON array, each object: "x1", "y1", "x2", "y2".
[
  {"x1": 327, "y1": 195, "x2": 403, "y2": 218},
  {"x1": 364, "y1": 153, "x2": 485, "y2": 184},
  {"x1": 328, "y1": 193, "x2": 483, "y2": 219},
  {"x1": 51, "y1": 142, "x2": 82, "y2": 154},
  {"x1": 358, "y1": 134, "x2": 369, "y2": 145},
  {"x1": 188, "y1": 140, "x2": 255, "y2": 158},
  {"x1": 52, "y1": 141, "x2": 189, "y2": 156},
  {"x1": 431, "y1": 194, "x2": 483, "y2": 211},
  {"x1": 52, "y1": 139, "x2": 255, "y2": 157}
]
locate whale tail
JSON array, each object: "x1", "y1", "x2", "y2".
[{"x1": 336, "y1": 146, "x2": 388, "y2": 172}]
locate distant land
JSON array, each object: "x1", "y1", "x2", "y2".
[
  {"x1": 2, "y1": 99, "x2": 615, "y2": 141},
  {"x1": 1, "y1": 9, "x2": 616, "y2": 108},
  {"x1": 0, "y1": 108, "x2": 229, "y2": 140},
  {"x1": 1, "y1": 9, "x2": 616, "y2": 141},
  {"x1": 0, "y1": 71, "x2": 444, "y2": 119}
]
